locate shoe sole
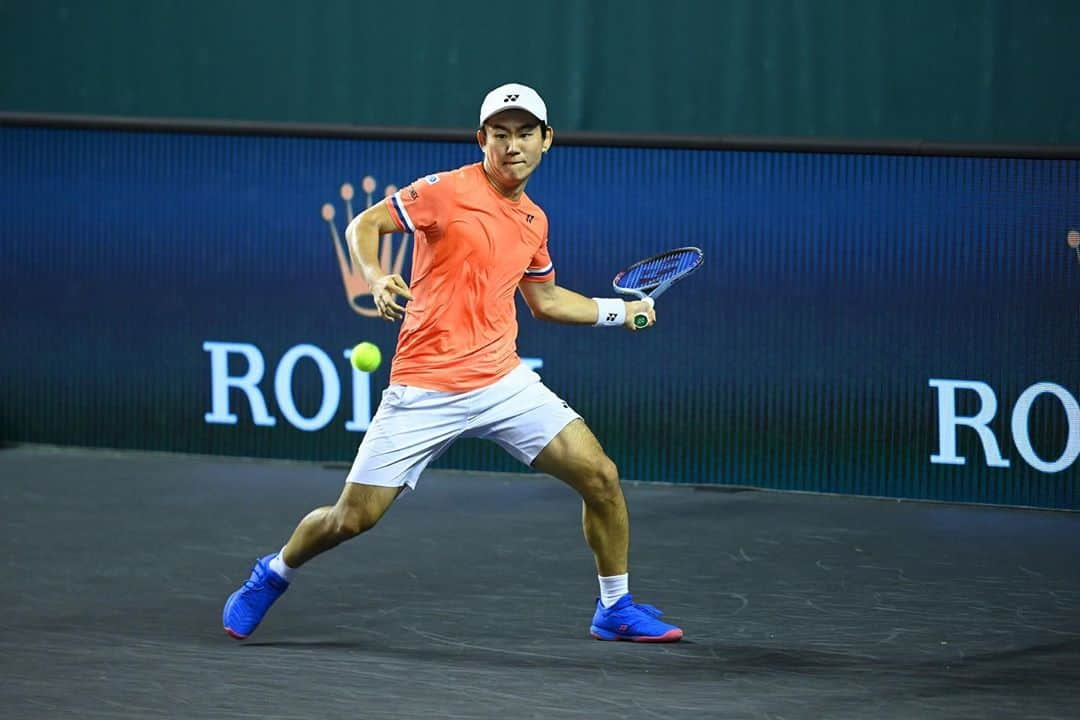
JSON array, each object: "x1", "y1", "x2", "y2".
[{"x1": 590, "y1": 626, "x2": 684, "y2": 642}]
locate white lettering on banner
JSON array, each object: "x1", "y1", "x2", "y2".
[
  {"x1": 203, "y1": 341, "x2": 277, "y2": 426},
  {"x1": 930, "y1": 378, "x2": 1079, "y2": 474},
  {"x1": 928, "y1": 379, "x2": 1009, "y2": 467},
  {"x1": 1011, "y1": 383, "x2": 1080, "y2": 473},
  {"x1": 275, "y1": 345, "x2": 340, "y2": 431},
  {"x1": 343, "y1": 348, "x2": 372, "y2": 432},
  {"x1": 204, "y1": 341, "x2": 544, "y2": 433}
]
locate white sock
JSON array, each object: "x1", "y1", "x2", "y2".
[
  {"x1": 599, "y1": 574, "x2": 629, "y2": 608},
  {"x1": 269, "y1": 548, "x2": 296, "y2": 582}
]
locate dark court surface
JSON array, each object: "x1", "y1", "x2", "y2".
[{"x1": 2, "y1": 445, "x2": 1079, "y2": 720}]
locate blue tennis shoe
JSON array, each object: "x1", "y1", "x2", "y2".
[
  {"x1": 590, "y1": 594, "x2": 683, "y2": 642},
  {"x1": 223, "y1": 554, "x2": 289, "y2": 639}
]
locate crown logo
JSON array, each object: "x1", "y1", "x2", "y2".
[{"x1": 321, "y1": 176, "x2": 411, "y2": 317}]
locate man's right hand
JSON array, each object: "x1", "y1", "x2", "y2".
[{"x1": 371, "y1": 273, "x2": 413, "y2": 321}]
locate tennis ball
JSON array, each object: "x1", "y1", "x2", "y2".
[{"x1": 350, "y1": 342, "x2": 382, "y2": 372}]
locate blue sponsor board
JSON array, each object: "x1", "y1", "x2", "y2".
[{"x1": 1, "y1": 125, "x2": 1077, "y2": 507}]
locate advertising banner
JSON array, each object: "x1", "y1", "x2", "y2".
[{"x1": 1, "y1": 125, "x2": 1077, "y2": 507}]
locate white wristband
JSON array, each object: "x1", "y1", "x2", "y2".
[{"x1": 593, "y1": 298, "x2": 626, "y2": 327}]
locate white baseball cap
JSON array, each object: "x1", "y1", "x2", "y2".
[{"x1": 479, "y1": 83, "x2": 548, "y2": 126}]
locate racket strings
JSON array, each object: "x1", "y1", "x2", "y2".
[{"x1": 617, "y1": 250, "x2": 701, "y2": 291}]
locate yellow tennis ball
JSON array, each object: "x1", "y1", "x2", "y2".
[{"x1": 350, "y1": 342, "x2": 382, "y2": 372}]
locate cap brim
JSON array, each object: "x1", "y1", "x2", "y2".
[{"x1": 481, "y1": 105, "x2": 545, "y2": 125}]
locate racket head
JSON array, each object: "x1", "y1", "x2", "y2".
[{"x1": 612, "y1": 246, "x2": 704, "y2": 298}]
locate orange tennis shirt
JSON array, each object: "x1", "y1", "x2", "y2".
[{"x1": 384, "y1": 162, "x2": 555, "y2": 392}]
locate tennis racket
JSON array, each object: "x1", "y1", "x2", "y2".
[{"x1": 613, "y1": 246, "x2": 705, "y2": 328}]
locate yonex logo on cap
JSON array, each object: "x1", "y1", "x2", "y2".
[{"x1": 504, "y1": 94, "x2": 519, "y2": 102}]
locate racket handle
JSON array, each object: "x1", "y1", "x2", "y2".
[{"x1": 632, "y1": 297, "x2": 654, "y2": 328}]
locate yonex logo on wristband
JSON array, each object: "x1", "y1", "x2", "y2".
[
  {"x1": 504, "y1": 94, "x2": 519, "y2": 102},
  {"x1": 593, "y1": 298, "x2": 626, "y2": 327}
]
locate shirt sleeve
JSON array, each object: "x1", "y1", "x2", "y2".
[
  {"x1": 522, "y1": 236, "x2": 555, "y2": 283},
  {"x1": 384, "y1": 172, "x2": 453, "y2": 235}
]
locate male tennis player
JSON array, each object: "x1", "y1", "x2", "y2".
[{"x1": 223, "y1": 83, "x2": 682, "y2": 643}]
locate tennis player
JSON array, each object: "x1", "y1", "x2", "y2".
[{"x1": 223, "y1": 83, "x2": 682, "y2": 643}]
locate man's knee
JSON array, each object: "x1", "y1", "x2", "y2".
[
  {"x1": 330, "y1": 500, "x2": 382, "y2": 538},
  {"x1": 579, "y1": 457, "x2": 622, "y2": 504},
  {"x1": 329, "y1": 483, "x2": 401, "y2": 538}
]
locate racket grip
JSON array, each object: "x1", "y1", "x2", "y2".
[{"x1": 632, "y1": 297, "x2": 654, "y2": 328}]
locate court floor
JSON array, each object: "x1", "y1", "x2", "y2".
[{"x1": 2, "y1": 444, "x2": 1078, "y2": 719}]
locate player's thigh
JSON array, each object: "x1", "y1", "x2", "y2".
[
  {"x1": 347, "y1": 384, "x2": 464, "y2": 491},
  {"x1": 531, "y1": 418, "x2": 618, "y2": 495}
]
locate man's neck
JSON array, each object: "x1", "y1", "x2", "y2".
[{"x1": 482, "y1": 160, "x2": 526, "y2": 201}]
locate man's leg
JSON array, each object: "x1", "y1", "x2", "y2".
[
  {"x1": 222, "y1": 482, "x2": 402, "y2": 639},
  {"x1": 224, "y1": 379, "x2": 464, "y2": 639},
  {"x1": 531, "y1": 418, "x2": 682, "y2": 642},
  {"x1": 281, "y1": 482, "x2": 403, "y2": 567},
  {"x1": 531, "y1": 418, "x2": 628, "y2": 577}
]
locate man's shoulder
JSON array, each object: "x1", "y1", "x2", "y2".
[
  {"x1": 409, "y1": 163, "x2": 479, "y2": 191},
  {"x1": 519, "y1": 192, "x2": 548, "y2": 218},
  {"x1": 440, "y1": 163, "x2": 483, "y2": 186},
  {"x1": 452, "y1": 163, "x2": 491, "y2": 194}
]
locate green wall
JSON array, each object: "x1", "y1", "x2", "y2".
[{"x1": 2, "y1": 0, "x2": 1079, "y2": 144}]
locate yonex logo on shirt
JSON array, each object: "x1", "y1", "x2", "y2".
[{"x1": 504, "y1": 94, "x2": 519, "y2": 102}]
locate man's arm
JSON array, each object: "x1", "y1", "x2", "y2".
[
  {"x1": 518, "y1": 279, "x2": 656, "y2": 330},
  {"x1": 345, "y1": 202, "x2": 413, "y2": 321}
]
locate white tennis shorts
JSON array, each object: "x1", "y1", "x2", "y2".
[{"x1": 345, "y1": 363, "x2": 581, "y2": 490}]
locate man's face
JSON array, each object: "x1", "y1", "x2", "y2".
[{"x1": 478, "y1": 109, "x2": 553, "y2": 188}]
